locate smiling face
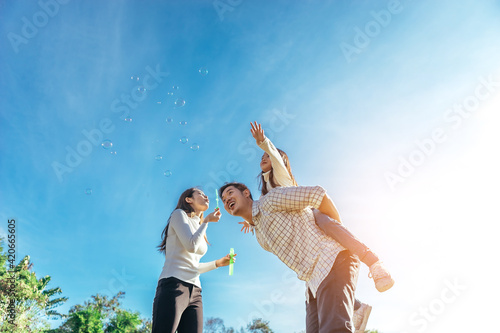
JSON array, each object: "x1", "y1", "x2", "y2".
[
  {"x1": 260, "y1": 152, "x2": 272, "y2": 172},
  {"x1": 186, "y1": 189, "x2": 209, "y2": 213},
  {"x1": 221, "y1": 185, "x2": 251, "y2": 217}
]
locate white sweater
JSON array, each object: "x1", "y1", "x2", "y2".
[{"x1": 158, "y1": 209, "x2": 217, "y2": 288}]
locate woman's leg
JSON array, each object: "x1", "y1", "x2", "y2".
[
  {"x1": 152, "y1": 277, "x2": 191, "y2": 333},
  {"x1": 177, "y1": 285, "x2": 203, "y2": 333}
]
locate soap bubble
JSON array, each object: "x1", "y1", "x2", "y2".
[
  {"x1": 124, "y1": 117, "x2": 133, "y2": 122},
  {"x1": 155, "y1": 155, "x2": 163, "y2": 161},
  {"x1": 166, "y1": 117, "x2": 173, "y2": 123},
  {"x1": 175, "y1": 98, "x2": 185, "y2": 107},
  {"x1": 172, "y1": 85, "x2": 179, "y2": 90},
  {"x1": 167, "y1": 92, "x2": 174, "y2": 96},
  {"x1": 164, "y1": 170, "x2": 172, "y2": 177},
  {"x1": 157, "y1": 101, "x2": 162, "y2": 104},
  {"x1": 137, "y1": 86, "x2": 146, "y2": 93},
  {"x1": 101, "y1": 140, "x2": 113, "y2": 149},
  {"x1": 131, "y1": 76, "x2": 139, "y2": 81},
  {"x1": 199, "y1": 67, "x2": 208, "y2": 76},
  {"x1": 110, "y1": 151, "x2": 117, "y2": 155},
  {"x1": 180, "y1": 136, "x2": 188, "y2": 144},
  {"x1": 190, "y1": 143, "x2": 199, "y2": 151},
  {"x1": 85, "y1": 188, "x2": 92, "y2": 195},
  {"x1": 179, "y1": 121, "x2": 187, "y2": 125}
]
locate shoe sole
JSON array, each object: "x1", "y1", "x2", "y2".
[{"x1": 375, "y1": 277, "x2": 395, "y2": 292}]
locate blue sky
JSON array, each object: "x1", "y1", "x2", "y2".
[{"x1": 1, "y1": 1, "x2": 500, "y2": 332}]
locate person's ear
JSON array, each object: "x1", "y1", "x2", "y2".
[
  {"x1": 243, "y1": 189, "x2": 250, "y2": 198},
  {"x1": 185, "y1": 197, "x2": 193, "y2": 204}
]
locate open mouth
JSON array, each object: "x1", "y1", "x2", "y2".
[{"x1": 228, "y1": 200, "x2": 236, "y2": 210}]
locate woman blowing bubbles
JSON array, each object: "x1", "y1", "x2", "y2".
[{"x1": 153, "y1": 188, "x2": 236, "y2": 333}]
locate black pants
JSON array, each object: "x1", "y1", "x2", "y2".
[
  {"x1": 152, "y1": 277, "x2": 203, "y2": 333},
  {"x1": 306, "y1": 251, "x2": 360, "y2": 333}
]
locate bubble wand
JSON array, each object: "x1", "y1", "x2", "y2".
[
  {"x1": 215, "y1": 189, "x2": 219, "y2": 210},
  {"x1": 229, "y1": 248, "x2": 234, "y2": 276}
]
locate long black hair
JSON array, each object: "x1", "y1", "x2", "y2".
[{"x1": 157, "y1": 187, "x2": 206, "y2": 254}]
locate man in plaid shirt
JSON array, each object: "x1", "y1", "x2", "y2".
[{"x1": 220, "y1": 182, "x2": 361, "y2": 332}]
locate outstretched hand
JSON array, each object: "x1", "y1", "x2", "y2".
[
  {"x1": 250, "y1": 121, "x2": 266, "y2": 144},
  {"x1": 216, "y1": 253, "x2": 237, "y2": 267},
  {"x1": 238, "y1": 221, "x2": 253, "y2": 234}
]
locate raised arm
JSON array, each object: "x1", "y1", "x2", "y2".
[
  {"x1": 169, "y1": 209, "x2": 209, "y2": 253},
  {"x1": 250, "y1": 121, "x2": 295, "y2": 187}
]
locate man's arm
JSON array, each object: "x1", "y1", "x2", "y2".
[{"x1": 265, "y1": 186, "x2": 326, "y2": 212}]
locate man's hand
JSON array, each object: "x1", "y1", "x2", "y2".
[{"x1": 238, "y1": 221, "x2": 253, "y2": 234}]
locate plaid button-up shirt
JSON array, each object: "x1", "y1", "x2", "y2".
[{"x1": 251, "y1": 185, "x2": 345, "y2": 301}]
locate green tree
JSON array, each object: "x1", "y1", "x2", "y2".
[
  {"x1": 134, "y1": 317, "x2": 152, "y2": 333},
  {"x1": 205, "y1": 317, "x2": 226, "y2": 333},
  {"x1": 247, "y1": 318, "x2": 273, "y2": 333},
  {"x1": 57, "y1": 307, "x2": 104, "y2": 333},
  {"x1": 205, "y1": 316, "x2": 239, "y2": 333},
  {"x1": 50, "y1": 292, "x2": 149, "y2": 333},
  {"x1": 106, "y1": 309, "x2": 142, "y2": 333},
  {"x1": 0, "y1": 239, "x2": 67, "y2": 333},
  {"x1": 204, "y1": 317, "x2": 276, "y2": 333}
]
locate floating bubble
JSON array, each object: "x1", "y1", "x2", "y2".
[
  {"x1": 85, "y1": 188, "x2": 92, "y2": 195},
  {"x1": 172, "y1": 85, "x2": 179, "y2": 90},
  {"x1": 101, "y1": 140, "x2": 113, "y2": 149},
  {"x1": 190, "y1": 143, "x2": 199, "y2": 151},
  {"x1": 137, "y1": 86, "x2": 146, "y2": 93},
  {"x1": 167, "y1": 92, "x2": 174, "y2": 96},
  {"x1": 157, "y1": 101, "x2": 162, "y2": 104},
  {"x1": 199, "y1": 67, "x2": 208, "y2": 76},
  {"x1": 124, "y1": 117, "x2": 133, "y2": 122},
  {"x1": 179, "y1": 121, "x2": 187, "y2": 125},
  {"x1": 155, "y1": 155, "x2": 163, "y2": 161},
  {"x1": 175, "y1": 98, "x2": 185, "y2": 107},
  {"x1": 110, "y1": 151, "x2": 117, "y2": 155},
  {"x1": 131, "y1": 76, "x2": 139, "y2": 81},
  {"x1": 180, "y1": 136, "x2": 188, "y2": 144},
  {"x1": 166, "y1": 117, "x2": 173, "y2": 123},
  {"x1": 164, "y1": 170, "x2": 172, "y2": 177}
]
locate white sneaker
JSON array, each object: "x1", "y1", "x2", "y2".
[
  {"x1": 369, "y1": 261, "x2": 394, "y2": 292},
  {"x1": 353, "y1": 302, "x2": 372, "y2": 333}
]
